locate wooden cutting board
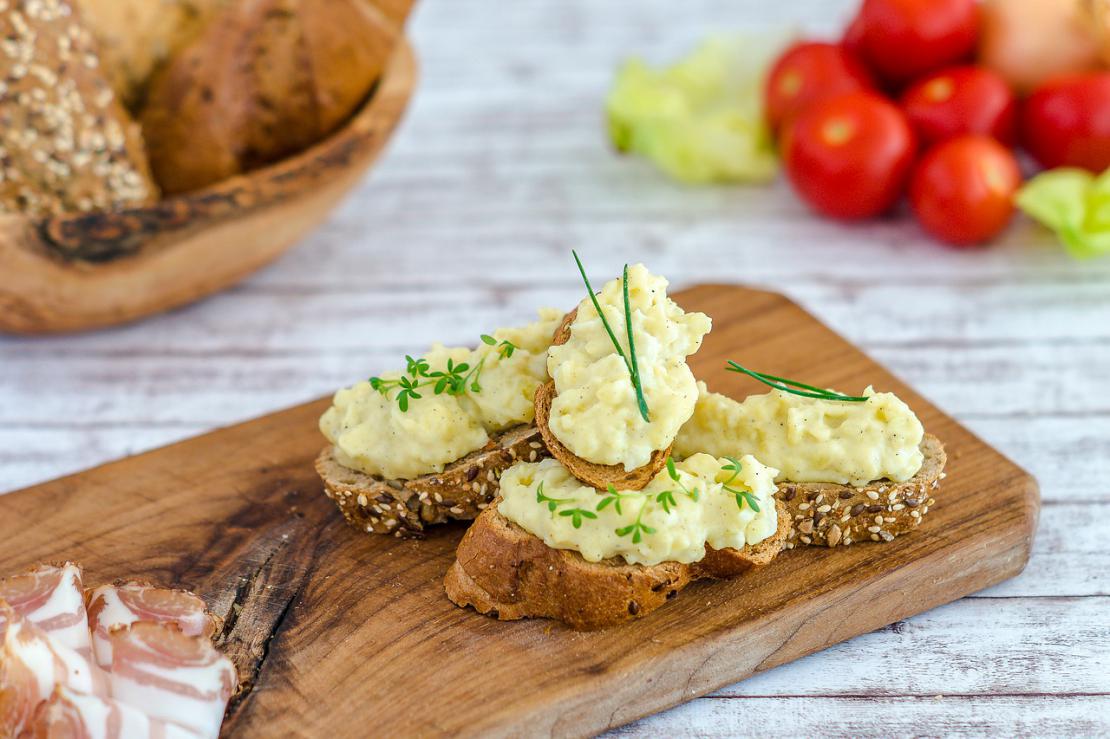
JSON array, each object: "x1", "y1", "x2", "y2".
[{"x1": 0, "y1": 285, "x2": 1039, "y2": 737}]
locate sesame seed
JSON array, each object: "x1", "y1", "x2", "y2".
[
  {"x1": 866, "y1": 490, "x2": 880, "y2": 500},
  {"x1": 867, "y1": 525, "x2": 881, "y2": 533},
  {"x1": 817, "y1": 504, "x2": 831, "y2": 513}
]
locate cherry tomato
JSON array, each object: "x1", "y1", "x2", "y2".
[
  {"x1": 842, "y1": 12, "x2": 868, "y2": 59},
  {"x1": 783, "y1": 91, "x2": 917, "y2": 220},
  {"x1": 764, "y1": 41, "x2": 874, "y2": 131},
  {"x1": 859, "y1": 0, "x2": 978, "y2": 86},
  {"x1": 908, "y1": 135, "x2": 1021, "y2": 246},
  {"x1": 1021, "y1": 73, "x2": 1110, "y2": 172},
  {"x1": 900, "y1": 66, "x2": 1017, "y2": 146}
]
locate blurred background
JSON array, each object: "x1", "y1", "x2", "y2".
[{"x1": 1, "y1": 0, "x2": 1107, "y2": 734}]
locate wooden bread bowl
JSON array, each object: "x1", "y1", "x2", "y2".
[{"x1": 0, "y1": 39, "x2": 416, "y2": 335}]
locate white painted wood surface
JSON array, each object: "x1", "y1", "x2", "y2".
[{"x1": 2, "y1": 0, "x2": 1108, "y2": 734}]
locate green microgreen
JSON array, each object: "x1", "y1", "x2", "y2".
[
  {"x1": 615, "y1": 498, "x2": 656, "y2": 544},
  {"x1": 571, "y1": 251, "x2": 650, "y2": 423},
  {"x1": 480, "y1": 334, "x2": 516, "y2": 359},
  {"x1": 559, "y1": 507, "x2": 599, "y2": 529},
  {"x1": 665, "y1": 456, "x2": 699, "y2": 501},
  {"x1": 535, "y1": 481, "x2": 576, "y2": 513},
  {"x1": 725, "y1": 361, "x2": 868, "y2": 402},
  {"x1": 597, "y1": 484, "x2": 636, "y2": 515},
  {"x1": 721, "y1": 456, "x2": 743, "y2": 485},
  {"x1": 368, "y1": 335, "x2": 519, "y2": 411},
  {"x1": 655, "y1": 489, "x2": 678, "y2": 514}
]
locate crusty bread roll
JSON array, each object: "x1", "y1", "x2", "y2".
[
  {"x1": 75, "y1": 0, "x2": 228, "y2": 110},
  {"x1": 0, "y1": 0, "x2": 158, "y2": 218},
  {"x1": 139, "y1": 0, "x2": 404, "y2": 195}
]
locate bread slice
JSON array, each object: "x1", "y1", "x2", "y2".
[
  {"x1": 0, "y1": 0, "x2": 158, "y2": 218},
  {"x1": 444, "y1": 499, "x2": 790, "y2": 630},
  {"x1": 534, "y1": 309, "x2": 671, "y2": 491},
  {"x1": 778, "y1": 434, "x2": 946, "y2": 548},
  {"x1": 316, "y1": 425, "x2": 547, "y2": 538}
]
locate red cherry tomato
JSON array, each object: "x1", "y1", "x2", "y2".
[
  {"x1": 859, "y1": 0, "x2": 978, "y2": 86},
  {"x1": 908, "y1": 135, "x2": 1021, "y2": 246},
  {"x1": 764, "y1": 41, "x2": 874, "y2": 131},
  {"x1": 783, "y1": 91, "x2": 917, "y2": 220},
  {"x1": 842, "y1": 12, "x2": 868, "y2": 59},
  {"x1": 900, "y1": 66, "x2": 1017, "y2": 147},
  {"x1": 1021, "y1": 73, "x2": 1110, "y2": 172}
]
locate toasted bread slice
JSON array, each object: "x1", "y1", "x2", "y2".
[
  {"x1": 778, "y1": 434, "x2": 946, "y2": 548},
  {"x1": 444, "y1": 499, "x2": 790, "y2": 630},
  {"x1": 316, "y1": 425, "x2": 547, "y2": 538},
  {"x1": 533, "y1": 309, "x2": 671, "y2": 491}
]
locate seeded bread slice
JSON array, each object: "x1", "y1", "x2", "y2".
[
  {"x1": 316, "y1": 424, "x2": 548, "y2": 538},
  {"x1": 444, "y1": 499, "x2": 790, "y2": 630},
  {"x1": 534, "y1": 309, "x2": 671, "y2": 491},
  {"x1": 778, "y1": 434, "x2": 946, "y2": 548}
]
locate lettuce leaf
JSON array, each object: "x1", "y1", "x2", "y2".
[
  {"x1": 1016, "y1": 168, "x2": 1110, "y2": 259},
  {"x1": 605, "y1": 35, "x2": 780, "y2": 184}
]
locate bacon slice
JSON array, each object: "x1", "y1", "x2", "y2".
[
  {"x1": 28, "y1": 685, "x2": 202, "y2": 739},
  {"x1": 0, "y1": 563, "x2": 91, "y2": 654},
  {"x1": 0, "y1": 603, "x2": 102, "y2": 736},
  {"x1": 105, "y1": 622, "x2": 236, "y2": 738},
  {"x1": 86, "y1": 582, "x2": 218, "y2": 671}
]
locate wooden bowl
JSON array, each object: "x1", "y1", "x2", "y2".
[{"x1": 0, "y1": 39, "x2": 417, "y2": 335}]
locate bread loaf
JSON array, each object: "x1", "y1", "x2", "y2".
[
  {"x1": 140, "y1": 0, "x2": 404, "y2": 194},
  {"x1": 75, "y1": 0, "x2": 228, "y2": 110},
  {"x1": 0, "y1": 0, "x2": 158, "y2": 218}
]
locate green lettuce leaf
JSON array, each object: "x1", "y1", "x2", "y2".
[
  {"x1": 605, "y1": 35, "x2": 781, "y2": 185},
  {"x1": 1016, "y1": 168, "x2": 1110, "y2": 259}
]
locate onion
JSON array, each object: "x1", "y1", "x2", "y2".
[{"x1": 979, "y1": 0, "x2": 1102, "y2": 94}]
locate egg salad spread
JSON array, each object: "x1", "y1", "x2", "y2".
[
  {"x1": 674, "y1": 381, "x2": 925, "y2": 486},
  {"x1": 320, "y1": 309, "x2": 562, "y2": 481},
  {"x1": 498, "y1": 453, "x2": 778, "y2": 566},
  {"x1": 546, "y1": 264, "x2": 711, "y2": 471}
]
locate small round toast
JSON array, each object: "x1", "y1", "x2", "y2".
[
  {"x1": 534, "y1": 308, "x2": 671, "y2": 491},
  {"x1": 445, "y1": 499, "x2": 790, "y2": 630}
]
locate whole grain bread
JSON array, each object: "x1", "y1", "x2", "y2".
[
  {"x1": 140, "y1": 0, "x2": 403, "y2": 194},
  {"x1": 777, "y1": 434, "x2": 946, "y2": 548},
  {"x1": 444, "y1": 499, "x2": 790, "y2": 630},
  {"x1": 0, "y1": 0, "x2": 158, "y2": 218},
  {"x1": 316, "y1": 425, "x2": 548, "y2": 538},
  {"x1": 534, "y1": 308, "x2": 671, "y2": 491}
]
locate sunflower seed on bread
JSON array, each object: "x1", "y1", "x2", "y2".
[
  {"x1": 533, "y1": 309, "x2": 671, "y2": 492},
  {"x1": 444, "y1": 499, "x2": 789, "y2": 630},
  {"x1": 779, "y1": 434, "x2": 946, "y2": 548},
  {"x1": 316, "y1": 424, "x2": 548, "y2": 538}
]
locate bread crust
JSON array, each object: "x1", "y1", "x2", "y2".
[
  {"x1": 316, "y1": 425, "x2": 548, "y2": 538},
  {"x1": 444, "y1": 499, "x2": 790, "y2": 630},
  {"x1": 778, "y1": 434, "x2": 946, "y2": 548},
  {"x1": 534, "y1": 309, "x2": 671, "y2": 491},
  {"x1": 140, "y1": 0, "x2": 400, "y2": 194}
]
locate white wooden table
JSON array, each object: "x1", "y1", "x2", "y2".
[{"x1": 3, "y1": 0, "x2": 1109, "y2": 735}]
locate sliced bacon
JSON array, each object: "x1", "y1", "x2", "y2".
[
  {"x1": 85, "y1": 582, "x2": 218, "y2": 671},
  {"x1": 105, "y1": 622, "x2": 235, "y2": 738},
  {"x1": 0, "y1": 563, "x2": 90, "y2": 654},
  {"x1": 0, "y1": 603, "x2": 102, "y2": 736},
  {"x1": 28, "y1": 685, "x2": 202, "y2": 739}
]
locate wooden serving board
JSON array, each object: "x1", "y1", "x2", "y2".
[{"x1": 0, "y1": 285, "x2": 1039, "y2": 737}]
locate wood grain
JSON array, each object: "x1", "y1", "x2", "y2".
[
  {"x1": 0, "y1": 40, "x2": 416, "y2": 335},
  {"x1": 0, "y1": 285, "x2": 1038, "y2": 737}
]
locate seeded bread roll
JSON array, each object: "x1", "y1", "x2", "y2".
[
  {"x1": 140, "y1": 0, "x2": 404, "y2": 194},
  {"x1": 316, "y1": 425, "x2": 548, "y2": 538},
  {"x1": 0, "y1": 0, "x2": 158, "y2": 218},
  {"x1": 75, "y1": 0, "x2": 228, "y2": 110},
  {"x1": 778, "y1": 434, "x2": 946, "y2": 548},
  {"x1": 445, "y1": 499, "x2": 790, "y2": 630},
  {"x1": 534, "y1": 309, "x2": 672, "y2": 492}
]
